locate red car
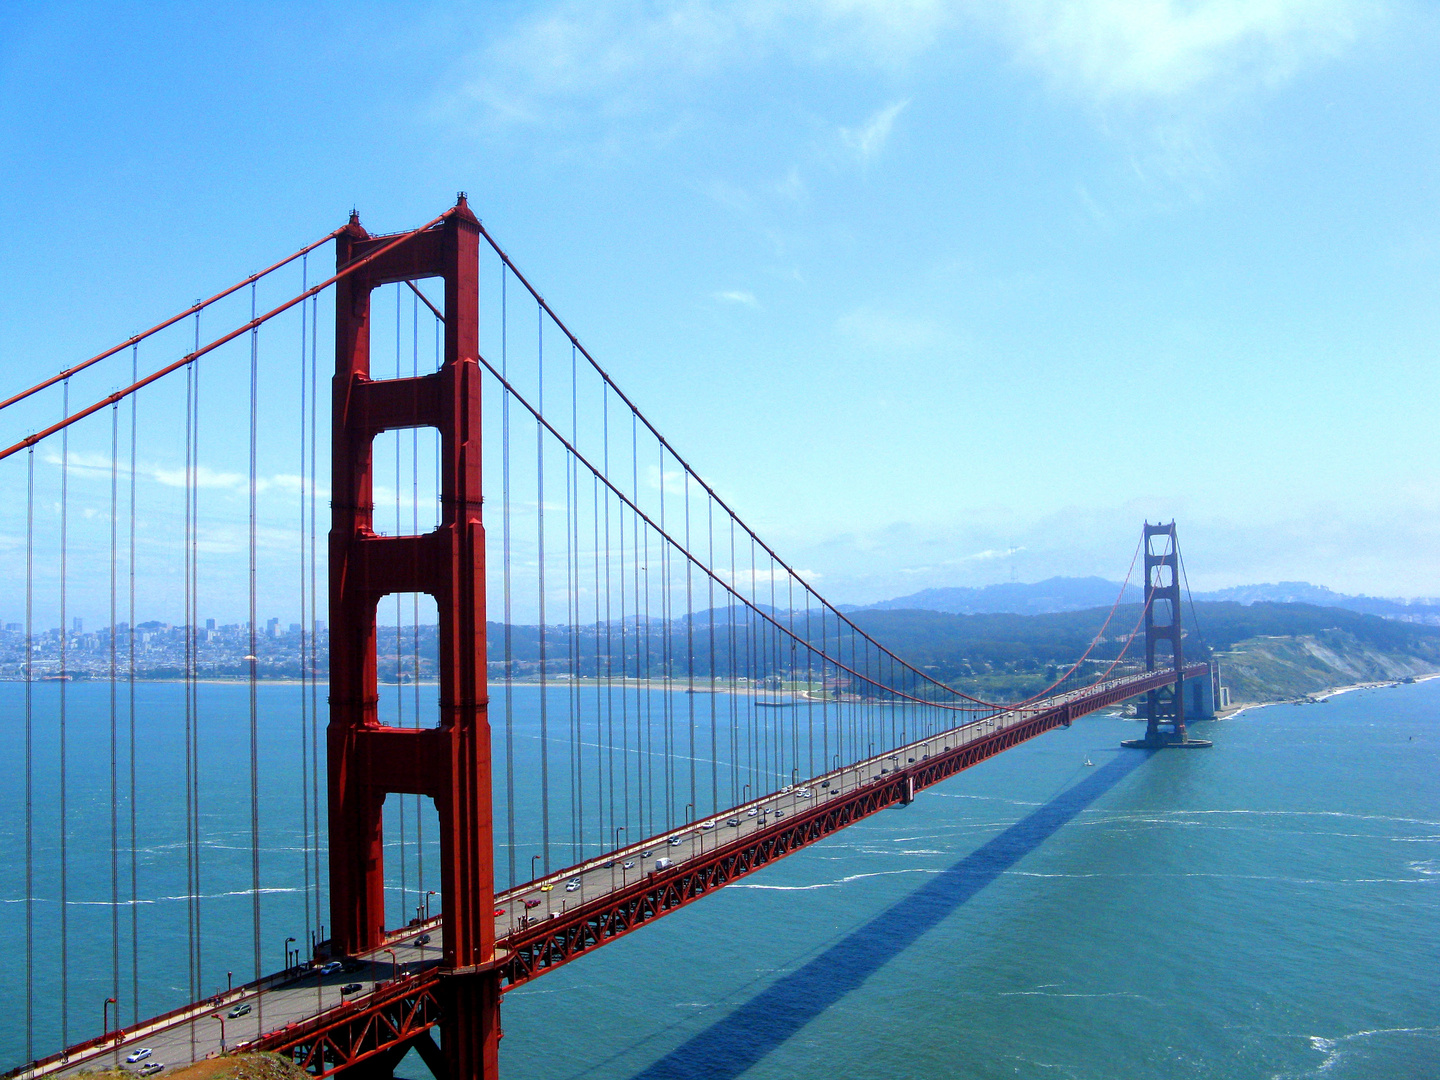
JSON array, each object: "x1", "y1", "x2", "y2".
[
  {"x1": 493, "y1": 907, "x2": 506, "y2": 916},
  {"x1": 523, "y1": 899, "x2": 542, "y2": 909}
]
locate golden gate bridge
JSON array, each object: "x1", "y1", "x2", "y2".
[{"x1": 0, "y1": 196, "x2": 1212, "y2": 1080}]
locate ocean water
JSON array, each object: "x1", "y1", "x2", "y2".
[{"x1": 1, "y1": 678, "x2": 1436, "y2": 1078}]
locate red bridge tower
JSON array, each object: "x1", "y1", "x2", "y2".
[
  {"x1": 327, "y1": 195, "x2": 500, "y2": 1078},
  {"x1": 1123, "y1": 521, "x2": 1211, "y2": 750}
]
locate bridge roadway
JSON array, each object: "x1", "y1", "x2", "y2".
[{"x1": 25, "y1": 664, "x2": 1206, "y2": 1080}]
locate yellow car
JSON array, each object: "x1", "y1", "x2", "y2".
[{"x1": 539, "y1": 883, "x2": 554, "y2": 892}]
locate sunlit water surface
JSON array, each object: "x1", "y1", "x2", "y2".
[{"x1": 1, "y1": 678, "x2": 1435, "y2": 1079}]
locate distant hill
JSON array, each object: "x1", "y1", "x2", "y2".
[
  {"x1": 848, "y1": 576, "x2": 1440, "y2": 626},
  {"x1": 848, "y1": 600, "x2": 1440, "y2": 702},
  {"x1": 849, "y1": 576, "x2": 1143, "y2": 616},
  {"x1": 1193, "y1": 582, "x2": 1440, "y2": 623}
]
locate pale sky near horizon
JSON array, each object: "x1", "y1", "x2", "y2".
[{"x1": 1, "y1": 0, "x2": 1436, "y2": 617}]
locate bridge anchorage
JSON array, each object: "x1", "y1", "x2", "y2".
[
  {"x1": 1, "y1": 195, "x2": 1215, "y2": 1080},
  {"x1": 1122, "y1": 522, "x2": 1213, "y2": 750}
]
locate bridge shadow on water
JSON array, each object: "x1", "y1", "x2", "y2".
[{"x1": 625, "y1": 750, "x2": 1150, "y2": 1080}]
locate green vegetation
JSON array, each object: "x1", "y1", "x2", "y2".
[{"x1": 848, "y1": 602, "x2": 1440, "y2": 702}]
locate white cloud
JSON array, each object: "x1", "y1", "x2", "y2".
[
  {"x1": 974, "y1": 0, "x2": 1375, "y2": 106},
  {"x1": 456, "y1": 0, "x2": 948, "y2": 126},
  {"x1": 42, "y1": 452, "x2": 327, "y2": 499},
  {"x1": 839, "y1": 99, "x2": 909, "y2": 160},
  {"x1": 714, "y1": 290, "x2": 760, "y2": 307}
]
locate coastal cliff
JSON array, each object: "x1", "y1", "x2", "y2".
[{"x1": 1216, "y1": 628, "x2": 1439, "y2": 704}]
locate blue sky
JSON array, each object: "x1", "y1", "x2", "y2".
[{"x1": 1, "y1": 0, "x2": 1437, "y2": 611}]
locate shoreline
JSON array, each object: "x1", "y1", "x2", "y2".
[{"x1": 1215, "y1": 670, "x2": 1440, "y2": 720}]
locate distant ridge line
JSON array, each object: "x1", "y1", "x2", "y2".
[{"x1": 845, "y1": 576, "x2": 1440, "y2": 624}]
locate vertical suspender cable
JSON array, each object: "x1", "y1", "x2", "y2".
[
  {"x1": 24, "y1": 448, "x2": 34, "y2": 1062},
  {"x1": 501, "y1": 270, "x2": 516, "y2": 887},
  {"x1": 309, "y1": 292, "x2": 322, "y2": 940},
  {"x1": 248, "y1": 282, "x2": 263, "y2": 1012},
  {"x1": 634, "y1": 414, "x2": 648, "y2": 835},
  {"x1": 685, "y1": 472, "x2": 695, "y2": 817},
  {"x1": 299, "y1": 257, "x2": 311, "y2": 950},
  {"x1": 708, "y1": 497, "x2": 717, "y2": 817},
  {"x1": 396, "y1": 285, "x2": 406, "y2": 924},
  {"x1": 537, "y1": 308, "x2": 549, "y2": 874},
  {"x1": 728, "y1": 517, "x2": 737, "y2": 805},
  {"x1": 412, "y1": 290, "x2": 422, "y2": 910},
  {"x1": 567, "y1": 344, "x2": 578, "y2": 864},
  {"x1": 109, "y1": 397, "x2": 120, "y2": 1027},
  {"x1": 564, "y1": 344, "x2": 576, "y2": 857},
  {"x1": 617, "y1": 403, "x2": 628, "y2": 839},
  {"x1": 189, "y1": 314, "x2": 204, "y2": 1017},
  {"x1": 59, "y1": 378, "x2": 70, "y2": 1048},
  {"x1": 569, "y1": 343, "x2": 581, "y2": 861},
  {"x1": 128, "y1": 345, "x2": 138, "y2": 1022},
  {"x1": 604, "y1": 388, "x2": 617, "y2": 845},
  {"x1": 658, "y1": 443, "x2": 669, "y2": 827},
  {"x1": 182, "y1": 331, "x2": 197, "y2": 1039}
]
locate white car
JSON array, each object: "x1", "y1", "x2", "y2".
[
  {"x1": 746, "y1": 808, "x2": 758, "y2": 817},
  {"x1": 126, "y1": 1050, "x2": 153, "y2": 1064},
  {"x1": 565, "y1": 879, "x2": 581, "y2": 892},
  {"x1": 700, "y1": 820, "x2": 715, "y2": 830},
  {"x1": 667, "y1": 835, "x2": 684, "y2": 846}
]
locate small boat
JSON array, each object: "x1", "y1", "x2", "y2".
[{"x1": 1083, "y1": 758, "x2": 1095, "y2": 767}]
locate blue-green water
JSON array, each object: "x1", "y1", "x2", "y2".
[{"x1": 2, "y1": 679, "x2": 1437, "y2": 1077}]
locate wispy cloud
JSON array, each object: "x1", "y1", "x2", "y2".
[
  {"x1": 975, "y1": 0, "x2": 1376, "y2": 106},
  {"x1": 44, "y1": 452, "x2": 328, "y2": 499},
  {"x1": 840, "y1": 99, "x2": 909, "y2": 160},
  {"x1": 961, "y1": 546, "x2": 1025, "y2": 563},
  {"x1": 714, "y1": 290, "x2": 760, "y2": 307},
  {"x1": 454, "y1": 1, "x2": 949, "y2": 127}
]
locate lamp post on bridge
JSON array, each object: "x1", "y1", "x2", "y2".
[
  {"x1": 614, "y1": 827, "x2": 626, "y2": 886},
  {"x1": 282, "y1": 936, "x2": 296, "y2": 972},
  {"x1": 215, "y1": 1013, "x2": 227, "y2": 1053},
  {"x1": 383, "y1": 947, "x2": 398, "y2": 985},
  {"x1": 103, "y1": 998, "x2": 117, "y2": 1064},
  {"x1": 530, "y1": 854, "x2": 542, "y2": 884}
]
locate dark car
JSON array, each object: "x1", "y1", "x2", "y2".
[
  {"x1": 341, "y1": 982, "x2": 362, "y2": 995},
  {"x1": 414, "y1": 933, "x2": 431, "y2": 947}
]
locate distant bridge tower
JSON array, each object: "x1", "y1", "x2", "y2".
[
  {"x1": 1123, "y1": 522, "x2": 1211, "y2": 750},
  {"x1": 328, "y1": 195, "x2": 500, "y2": 1078}
]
